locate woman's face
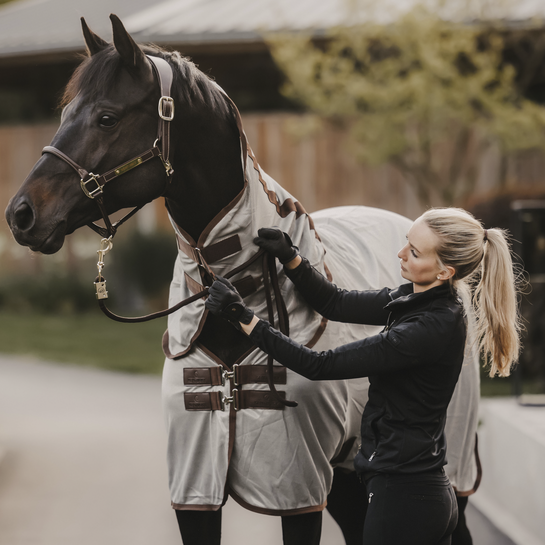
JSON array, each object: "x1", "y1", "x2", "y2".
[{"x1": 398, "y1": 217, "x2": 448, "y2": 293}]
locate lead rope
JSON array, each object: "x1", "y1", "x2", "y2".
[
  {"x1": 262, "y1": 253, "x2": 298, "y2": 408},
  {"x1": 94, "y1": 238, "x2": 297, "y2": 407},
  {"x1": 94, "y1": 239, "x2": 265, "y2": 323}
]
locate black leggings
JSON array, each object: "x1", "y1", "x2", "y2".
[
  {"x1": 175, "y1": 508, "x2": 322, "y2": 545},
  {"x1": 451, "y1": 495, "x2": 472, "y2": 545},
  {"x1": 363, "y1": 470, "x2": 458, "y2": 545}
]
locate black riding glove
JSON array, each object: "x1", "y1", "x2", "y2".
[
  {"x1": 254, "y1": 227, "x2": 299, "y2": 264},
  {"x1": 205, "y1": 276, "x2": 254, "y2": 330}
]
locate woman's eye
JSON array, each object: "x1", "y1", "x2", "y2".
[
  {"x1": 411, "y1": 249, "x2": 417, "y2": 257},
  {"x1": 99, "y1": 115, "x2": 118, "y2": 127}
]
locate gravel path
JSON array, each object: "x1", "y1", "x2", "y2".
[
  {"x1": 0, "y1": 355, "x2": 344, "y2": 545},
  {"x1": 0, "y1": 354, "x2": 513, "y2": 545}
]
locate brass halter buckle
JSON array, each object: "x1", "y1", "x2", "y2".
[{"x1": 81, "y1": 173, "x2": 103, "y2": 199}]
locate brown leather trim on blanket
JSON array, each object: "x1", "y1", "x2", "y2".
[
  {"x1": 228, "y1": 489, "x2": 326, "y2": 516},
  {"x1": 183, "y1": 367, "x2": 224, "y2": 386},
  {"x1": 454, "y1": 432, "x2": 483, "y2": 497},
  {"x1": 304, "y1": 316, "x2": 328, "y2": 349},
  {"x1": 247, "y1": 146, "x2": 308, "y2": 221},
  {"x1": 161, "y1": 309, "x2": 209, "y2": 360},
  {"x1": 197, "y1": 183, "x2": 248, "y2": 249},
  {"x1": 171, "y1": 502, "x2": 222, "y2": 511},
  {"x1": 237, "y1": 365, "x2": 286, "y2": 385},
  {"x1": 240, "y1": 390, "x2": 286, "y2": 410},
  {"x1": 183, "y1": 273, "x2": 207, "y2": 300},
  {"x1": 177, "y1": 233, "x2": 242, "y2": 265},
  {"x1": 183, "y1": 365, "x2": 287, "y2": 386},
  {"x1": 231, "y1": 275, "x2": 260, "y2": 298},
  {"x1": 184, "y1": 272, "x2": 259, "y2": 300},
  {"x1": 173, "y1": 491, "x2": 326, "y2": 515},
  {"x1": 184, "y1": 390, "x2": 286, "y2": 411},
  {"x1": 184, "y1": 392, "x2": 224, "y2": 411}
]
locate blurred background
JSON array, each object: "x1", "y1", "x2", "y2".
[{"x1": 0, "y1": 0, "x2": 544, "y2": 543}]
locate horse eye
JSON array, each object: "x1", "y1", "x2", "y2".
[{"x1": 99, "y1": 115, "x2": 118, "y2": 127}]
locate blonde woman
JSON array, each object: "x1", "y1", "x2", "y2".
[{"x1": 205, "y1": 208, "x2": 521, "y2": 545}]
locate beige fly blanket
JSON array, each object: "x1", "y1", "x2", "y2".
[{"x1": 162, "y1": 131, "x2": 410, "y2": 513}]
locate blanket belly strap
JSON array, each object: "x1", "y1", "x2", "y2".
[
  {"x1": 184, "y1": 390, "x2": 286, "y2": 411},
  {"x1": 183, "y1": 365, "x2": 287, "y2": 386},
  {"x1": 183, "y1": 366, "x2": 223, "y2": 386}
]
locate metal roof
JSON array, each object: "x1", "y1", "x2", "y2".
[{"x1": 0, "y1": 0, "x2": 544, "y2": 59}]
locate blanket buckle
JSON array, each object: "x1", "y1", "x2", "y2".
[{"x1": 222, "y1": 388, "x2": 239, "y2": 411}]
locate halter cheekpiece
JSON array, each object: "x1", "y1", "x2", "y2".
[{"x1": 41, "y1": 55, "x2": 175, "y2": 239}]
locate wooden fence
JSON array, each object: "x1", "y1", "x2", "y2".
[{"x1": 1, "y1": 113, "x2": 544, "y2": 275}]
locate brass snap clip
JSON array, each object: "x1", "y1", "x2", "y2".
[{"x1": 95, "y1": 237, "x2": 114, "y2": 300}]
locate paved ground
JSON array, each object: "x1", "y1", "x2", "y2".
[{"x1": 0, "y1": 355, "x2": 515, "y2": 545}]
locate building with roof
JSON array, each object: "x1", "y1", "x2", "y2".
[{"x1": 1, "y1": 0, "x2": 545, "y2": 121}]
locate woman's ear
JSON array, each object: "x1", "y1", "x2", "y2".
[{"x1": 437, "y1": 266, "x2": 456, "y2": 281}]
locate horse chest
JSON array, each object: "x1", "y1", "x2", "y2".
[{"x1": 197, "y1": 313, "x2": 255, "y2": 367}]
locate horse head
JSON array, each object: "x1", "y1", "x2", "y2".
[{"x1": 5, "y1": 14, "x2": 244, "y2": 254}]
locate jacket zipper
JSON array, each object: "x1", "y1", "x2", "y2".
[{"x1": 384, "y1": 312, "x2": 396, "y2": 331}]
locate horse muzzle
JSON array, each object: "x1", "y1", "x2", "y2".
[{"x1": 5, "y1": 195, "x2": 67, "y2": 254}]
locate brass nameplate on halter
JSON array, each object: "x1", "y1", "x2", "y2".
[
  {"x1": 95, "y1": 280, "x2": 108, "y2": 300},
  {"x1": 115, "y1": 157, "x2": 143, "y2": 176}
]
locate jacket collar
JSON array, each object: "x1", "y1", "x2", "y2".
[{"x1": 385, "y1": 282, "x2": 453, "y2": 311}]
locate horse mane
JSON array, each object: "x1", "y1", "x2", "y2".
[{"x1": 60, "y1": 44, "x2": 232, "y2": 120}]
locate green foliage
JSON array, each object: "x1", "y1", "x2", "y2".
[
  {"x1": 268, "y1": 7, "x2": 545, "y2": 205},
  {"x1": 0, "y1": 230, "x2": 177, "y2": 314},
  {"x1": 0, "y1": 272, "x2": 95, "y2": 314},
  {"x1": 0, "y1": 231, "x2": 176, "y2": 374},
  {"x1": 0, "y1": 310, "x2": 166, "y2": 374},
  {"x1": 108, "y1": 229, "x2": 178, "y2": 310}
]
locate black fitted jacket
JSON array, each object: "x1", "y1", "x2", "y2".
[{"x1": 249, "y1": 258, "x2": 466, "y2": 477}]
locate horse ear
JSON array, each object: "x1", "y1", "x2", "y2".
[
  {"x1": 81, "y1": 18, "x2": 108, "y2": 56},
  {"x1": 110, "y1": 13, "x2": 147, "y2": 70}
]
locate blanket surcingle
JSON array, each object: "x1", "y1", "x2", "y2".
[{"x1": 161, "y1": 122, "x2": 411, "y2": 513}]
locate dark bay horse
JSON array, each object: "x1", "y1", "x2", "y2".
[{"x1": 5, "y1": 15, "x2": 412, "y2": 545}]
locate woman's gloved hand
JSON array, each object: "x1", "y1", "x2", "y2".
[
  {"x1": 205, "y1": 276, "x2": 254, "y2": 329},
  {"x1": 254, "y1": 227, "x2": 299, "y2": 264}
]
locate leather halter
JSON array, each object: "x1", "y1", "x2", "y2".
[
  {"x1": 41, "y1": 54, "x2": 296, "y2": 407},
  {"x1": 42, "y1": 55, "x2": 175, "y2": 239}
]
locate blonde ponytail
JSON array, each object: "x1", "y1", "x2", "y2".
[
  {"x1": 422, "y1": 208, "x2": 522, "y2": 377},
  {"x1": 474, "y1": 228, "x2": 521, "y2": 377}
]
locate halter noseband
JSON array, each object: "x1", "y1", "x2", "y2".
[{"x1": 42, "y1": 55, "x2": 175, "y2": 239}]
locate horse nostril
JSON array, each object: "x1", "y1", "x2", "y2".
[{"x1": 13, "y1": 202, "x2": 36, "y2": 232}]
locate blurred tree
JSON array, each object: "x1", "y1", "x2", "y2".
[{"x1": 268, "y1": 6, "x2": 545, "y2": 206}]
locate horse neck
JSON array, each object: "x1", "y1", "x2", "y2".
[
  {"x1": 163, "y1": 104, "x2": 244, "y2": 243},
  {"x1": 162, "y1": 103, "x2": 252, "y2": 367}
]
